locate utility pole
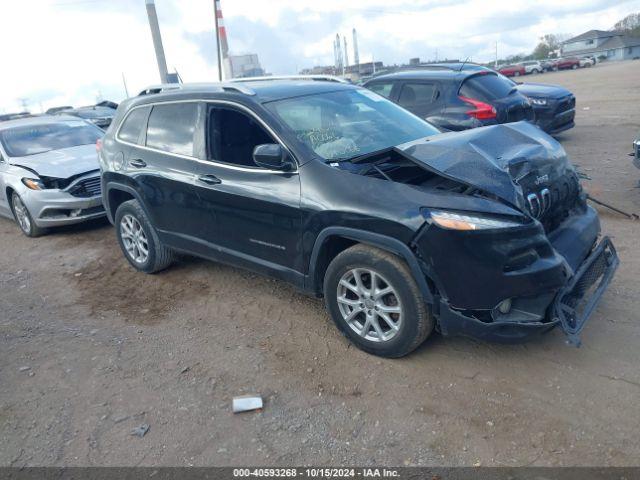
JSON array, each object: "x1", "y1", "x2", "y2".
[
  {"x1": 214, "y1": 0, "x2": 231, "y2": 80},
  {"x1": 145, "y1": 0, "x2": 169, "y2": 83},
  {"x1": 122, "y1": 72, "x2": 130, "y2": 97},
  {"x1": 213, "y1": 0, "x2": 222, "y2": 81}
]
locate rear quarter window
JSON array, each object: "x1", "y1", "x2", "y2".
[
  {"x1": 459, "y1": 73, "x2": 514, "y2": 102},
  {"x1": 117, "y1": 106, "x2": 150, "y2": 144},
  {"x1": 146, "y1": 103, "x2": 198, "y2": 156}
]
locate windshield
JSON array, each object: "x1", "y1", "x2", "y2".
[
  {"x1": 265, "y1": 89, "x2": 440, "y2": 161},
  {"x1": 0, "y1": 121, "x2": 102, "y2": 157}
]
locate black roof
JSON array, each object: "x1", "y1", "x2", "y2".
[{"x1": 128, "y1": 80, "x2": 358, "y2": 108}]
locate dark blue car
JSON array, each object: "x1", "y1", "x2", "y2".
[
  {"x1": 370, "y1": 63, "x2": 575, "y2": 135},
  {"x1": 363, "y1": 69, "x2": 534, "y2": 132}
]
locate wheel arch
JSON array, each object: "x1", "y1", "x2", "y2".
[
  {"x1": 105, "y1": 182, "x2": 148, "y2": 225},
  {"x1": 307, "y1": 227, "x2": 434, "y2": 304}
]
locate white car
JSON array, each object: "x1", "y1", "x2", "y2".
[
  {"x1": 579, "y1": 57, "x2": 595, "y2": 67},
  {"x1": 518, "y1": 61, "x2": 543, "y2": 74},
  {"x1": 0, "y1": 116, "x2": 105, "y2": 237}
]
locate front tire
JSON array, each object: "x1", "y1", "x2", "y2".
[
  {"x1": 323, "y1": 244, "x2": 434, "y2": 358},
  {"x1": 115, "y1": 199, "x2": 173, "y2": 273},
  {"x1": 11, "y1": 192, "x2": 45, "y2": 237}
]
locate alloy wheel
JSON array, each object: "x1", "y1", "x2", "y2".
[
  {"x1": 120, "y1": 214, "x2": 149, "y2": 264},
  {"x1": 12, "y1": 195, "x2": 31, "y2": 234},
  {"x1": 336, "y1": 268, "x2": 403, "y2": 342}
]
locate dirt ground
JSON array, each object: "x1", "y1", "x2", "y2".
[{"x1": 1, "y1": 60, "x2": 639, "y2": 467}]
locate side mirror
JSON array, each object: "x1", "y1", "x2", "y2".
[{"x1": 252, "y1": 144, "x2": 294, "y2": 171}]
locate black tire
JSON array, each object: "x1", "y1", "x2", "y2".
[
  {"x1": 114, "y1": 199, "x2": 173, "y2": 273},
  {"x1": 323, "y1": 244, "x2": 434, "y2": 358},
  {"x1": 11, "y1": 192, "x2": 46, "y2": 237},
  {"x1": 514, "y1": 71, "x2": 520, "y2": 77}
]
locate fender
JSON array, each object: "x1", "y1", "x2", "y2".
[
  {"x1": 104, "y1": 181, "x2": 151, "y2": 224},
  {"x1": 306, "y1": 226, "x2": 434, "y2": 304}
]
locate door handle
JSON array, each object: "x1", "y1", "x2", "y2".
[
  {"x1": 197, "y1": 174, "x2": 221, "y2": 185},
  {"x1": 129, "y1": 158, "x2": 147, "y2": 168}
]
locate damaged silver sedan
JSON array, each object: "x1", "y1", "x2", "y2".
[{"x1": 0, "y1": 116, "x2": 105, "y2": 237}]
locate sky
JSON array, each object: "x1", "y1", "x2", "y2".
[{"x1": 0, "y1": 0, "x2": 638, "y2": 112}]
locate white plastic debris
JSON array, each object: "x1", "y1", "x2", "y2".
[{"x1": 232, "y1": 395, "x2": 263, "y2": 413}]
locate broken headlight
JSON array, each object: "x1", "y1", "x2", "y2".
[
  {"x1": 427, "y1": 210, "x2": 523, "y2": 231},
  {"x1": 21, "y1": 178, "x2": 45, "y2": 190}
]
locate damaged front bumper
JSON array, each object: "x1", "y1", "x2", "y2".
[
  {"x1": 437, "y1": 236, "x2": 618, "y2": 344},
  {"x1": 553, "y1": 237, "x2": 618, "y2": 346},
  {"x1": 426, "y1": 206, "x2": 619, "y2": 345}
]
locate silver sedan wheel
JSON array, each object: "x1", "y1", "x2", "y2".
[
  {"x1": 12, "y1": 195, "x2": 31, "y2": 234},
  {"x1": 337, "y1": 268, "x2": 402, "y2": 342},
  {"x1": 120, "y1": 214, "x2": 149, "y2": 264}
]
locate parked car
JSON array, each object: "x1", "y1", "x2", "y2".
[
  {"x1": 364, "y1": 69, "x2": 534, "y2": 131},
  {"x1": 498, "y1": 64, "x2": 526, "y2": 77},
  {"x1": 99, "y1": 78, "x2": 618, "y2": 356},
  {"x1": 54, "y1": 105, "x2": 116, "y2": 130},
  {"x1": 414, "y1": 63, "x2": 575, "y2": 135},
  {"x1": 512, "y1": 82, "x2": 575, "y2": 135},
  {"x1": 579, "y1": 56, "x2": 596, "y2": 67},
  {"x1": 540, "y1": 59, "x2": 556, "y2": 72},
  {"x1": 45, "y1": 106, "x2": 73, "y2": 114},
  {"x1": 517, "y1": 60, "x2": 543, "y2": 74},
  {"x1": 554, "y1": 57, "x2": 580, "y2": 70},
  {"x1": 632, "y1": 135, "x2": 640, "y2": 169},
  {"x1": 0, "y1": 112, "x2": 33, "y2": 122},
  {"x1": 0, "y1": 116, "x2": 106, "y2": 237}
]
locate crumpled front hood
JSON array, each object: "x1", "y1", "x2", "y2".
[
  {"x1": 9, "y1": 144, "x2": 99, "y2": 179},
  {"x1": 397, "y1": 121, "x2": 571, "y2": 211}
]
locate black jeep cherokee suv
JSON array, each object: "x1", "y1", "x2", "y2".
[{"x1": 99, "y1": 78, "x2": 618, "y2": 357}]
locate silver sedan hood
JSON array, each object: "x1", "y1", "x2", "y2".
[{"x1": 9, "y1": 144, "x2": 99, "y2": 178}]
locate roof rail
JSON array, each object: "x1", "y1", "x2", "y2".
[
  {"x1": 229, "y1": 75, "x2": 348, "y2": 84},
  {"x1": 136, "y1": 82, "x2": 255, "y2": 97}
]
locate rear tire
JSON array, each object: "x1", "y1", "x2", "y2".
[
  {"x1": 323, "y1": 244, "x2": 434, "y2": 358},
  {"x1": 11, "y1": 192, "x2": 46, "y2": 237},
  {"x1": 115, "y1": 199, "x2": 173, "y2": 273}
]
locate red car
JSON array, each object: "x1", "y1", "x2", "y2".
[
  {"x1": 554, "y1": 57, "x2": 580, "y2": 70},
  {"x1": 498, "y1": 64, "x2": 526, "y2": 77}
]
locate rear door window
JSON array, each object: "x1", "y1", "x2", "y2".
[
  {"x1": 146, "y1": 103, "x2": 198, "y2": 156},
  {"x1": 366, "y1": 82, "x2": 394, "y2": 98},
  {"x1": 398, "y1": 83, "x2": 437, "y2": 108},
  {"x1": 459, "y1": 73, "x2": 514, "y2": 102},
  {"x1": 117, "y1": 106, "x2": 150, "y2": 145}
]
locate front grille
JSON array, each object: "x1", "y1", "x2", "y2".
[
  {"x1": 68, "y1": 176, "x2": 101, "y2": 198},
  {"x1": 520, "y1": 170, "x2": 581, "y2": 232},
  {"x1": 556, "y1": 95, "x2": 575, "y2": 114}
]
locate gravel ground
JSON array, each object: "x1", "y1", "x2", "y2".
[{"x1": 1, "y1": 60, "x2": 639, "y2": 467}]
